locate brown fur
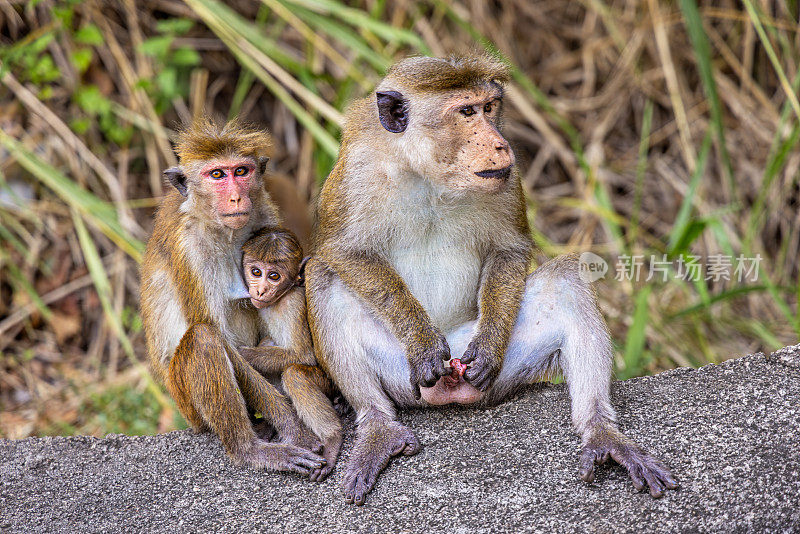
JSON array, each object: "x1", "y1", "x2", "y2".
[
  {"x1": 242, "y1": 226, "x2": 304, "y2": 278},
  {"x1": 385, "y1": 55, "x2": 510, "y2": 93},
  {"x1": 140, "y1": 118, "x2": 326, "y2": 478},
  {"x1": 175, "y1": 116, "x2": 272, "y2": 165},
  {"x1": 240, "y1": 228, "x2": 343, "y2": 481},
  {"x1": 305, "y1": 56, "x2": 675, "y2": 505}
]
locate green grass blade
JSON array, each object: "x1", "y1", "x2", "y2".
[
  {"x1": 283, "y1": 0, "x2": 430, "y2": 53},
  {"x1": 0, "y1": 130, "x2": 144, "y2": 262},
  {"x1": 630, "y1": 100, "x2": 654, "y2": 249},
  {"x1": 667, "y1": 130, "x2": 713, "y2": 255},
  {"x1": 186, "y1": 0, "x2": 340, "y2": 157},
  {"x1": 678, "y1": 0, "x2": 734, "y2": 194},
  {"x1": 71, "y1": 211, "x2": 170, "y2": 405},
  {"x1": 0, "y1": 247, "x2": 52, "y2": 322},
  {"x1": 621, "y1": 284, "x2": 651, "y2": 379},
  {"x1": 742, "y1": 0, "x2": 800, "y2": 122}
]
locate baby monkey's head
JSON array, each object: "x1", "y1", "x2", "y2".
[{"x1": 241, "y1": 226, "x2": 306, "y2": 309}]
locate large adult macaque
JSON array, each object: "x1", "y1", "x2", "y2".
[
  {"x1": 306, "y1": 56, "x2": 677, "y2": 504},
  {"x1": 140, "y1": 118, "x2": 326, "y2": 477}
]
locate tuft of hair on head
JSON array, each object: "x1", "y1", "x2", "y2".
[
  {"x1": 174, "y1": 115, "x2": 272, "y2": 165},
  {"x1": 242, "y1": 226, "x2": 304, "y2": 274},
  {"x1": 385, "y1": 54, "x2": 511, "y2": 93}
]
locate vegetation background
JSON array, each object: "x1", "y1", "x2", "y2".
[{"x1": 0, "y1": 0, "x2": 798, "y2": 439}]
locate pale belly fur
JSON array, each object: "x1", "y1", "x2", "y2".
[{"x1": 388, "y1": 241, "x2": 485, "y2": 405}]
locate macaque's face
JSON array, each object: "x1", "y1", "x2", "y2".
[
  {"x1": 242, "y1": 254, "x2": 296, "y2": 308},
  {"x1": 377, "y1": 83, "x2": 515, "y2": 195},
  {"x1": 434, "y1": 86, "x2": 514, "y2": 193},
  {"x1": 198, "y1": 158, "x2": 257, "y2": 229}
]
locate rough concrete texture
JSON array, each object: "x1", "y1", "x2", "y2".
[{"x1": 2, "y1": 346, "x2": 799, "y2": 533}]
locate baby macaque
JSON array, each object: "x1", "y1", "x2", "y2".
[{"x1": 240, "y1": 226, "x2": 343, "y2": 481}]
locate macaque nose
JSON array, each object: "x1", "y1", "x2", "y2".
[
  {"x1": 228, "y1": 184, "x2": 242, "y2": 206},
  {"x1": 495, "y1": 137, "x2": 510, "y2": 152}
]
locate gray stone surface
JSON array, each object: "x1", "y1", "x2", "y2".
[{"x1": 2, "y1": 346, "x2": 799, "y2": 533}]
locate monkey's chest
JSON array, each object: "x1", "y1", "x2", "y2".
[{"x1": 387, "y1": 239, "x2": 482, "y2": 331}]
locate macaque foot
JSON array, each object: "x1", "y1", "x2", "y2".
[
  {"x1": 280, "y1": 421, "x2": 325, "y2": 457},
  {"x1": 343, "y1": 420, "x2": 421, "y2": 505},
  {"x1": 309, "y1": 433, "x2": 344, "y2": 483},
  {"x1": 236, "y1": 439, "x2": 326, "y2": 477},
  {"x1": 579, "y1": 429, "x2": 678, "y2": 498}
]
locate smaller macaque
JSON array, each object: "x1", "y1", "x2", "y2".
[{"x1": 239, "y1": 226, "x2": 343, "y2": 481}]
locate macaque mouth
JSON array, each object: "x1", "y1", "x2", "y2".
[
  {"x1": 474, "y1": 166, "x2": 512, "y2": 180},
  {"x1": 223, "y1": 211, "x2": 250, "y2": 218}
]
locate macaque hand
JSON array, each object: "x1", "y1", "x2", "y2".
[
  {"x1": 461, "y1": 334, "x2": 502, "y2": 391},
  {"x1": 407, "y1": 330, "x2": 450, "y2": 399}
]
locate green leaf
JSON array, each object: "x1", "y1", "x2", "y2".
[
  {"x1": 156, "y1": 68, "x2": 178, "y2": 99},
  {"x1": 679, "y1": 0, "x2": 734, "y2": 193},
  {"x1": 171, "y1": 47, "x2": 201, "y2": 66},
  {"x1": 69, "y1": 117, "x2": 91, "y2": 135},
  {"x1": 156, "y1": 18, "x2": 195, "y2": 35},
  {"x1": 31, "y1": 54, "x2": 60, "y2": 83},
  {"x1": 74, "y1": 85, "x2": 111, "y2": 115},
  {"x1": 139, "y1": 35, "x2": 173, "y2": 60},
  {"x1": 74, "y1": 24, "x2": 104, "y2": 46},
  {"x1": 70, "y1": 48, "x2": 92, "y2": 73}
]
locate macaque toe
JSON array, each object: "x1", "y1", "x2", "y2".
[
  {"x1": 284, "y1": 424, "x2": 324, "y2": 456},
  {"x1": 342, "y1": 422, "x2": 421, "y2": 505},
  {"x1": 310, "y1": 462, "x2": 334, "y2": 482},
  {"x1": 580, "y1": 432, "x2": 677, "y2": 498}
]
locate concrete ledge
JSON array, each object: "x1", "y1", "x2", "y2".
[{"x1": 2, "y1": 346, "x2": 799, "y2": 533}]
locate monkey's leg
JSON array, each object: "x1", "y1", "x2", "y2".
[
  {"x1": 306, "y1": 262, "x2": 422, "y2": 505},
  {"x1": 227, "y1": 345, "x2": 325, "y2": 459},
  {"x1": 282, "y1": 364, "x2": 343, "y2": 482},
  {"x1": 167, "y1": 324, "x2": 326, "y2": 476},
  {"x1": 486, "y1": 255, "x2": 678, "y2": 498}
]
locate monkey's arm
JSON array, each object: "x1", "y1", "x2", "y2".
[
  {"x1": 240, "y1": 345, "x2": 305, "y2": 375},
  {"x1": 462, "y1": 247, "x2": 531, "y2": 390},
  {"x1": 317, "y1": 248, "x2": 449, "y2": 397}
]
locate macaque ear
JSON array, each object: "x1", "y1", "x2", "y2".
[
  {"x1": 258, "y1": 156, "x2": 270, "y2": 175},
  {"x1": 376, "y1": 91, "x2": 408, "y2": 133},
  {"x1": 164, "y1": 167, "x2": 188, "y2": 197},
  {"x1": 296, "y1": 255, "x2": 311, "y2": 287}
]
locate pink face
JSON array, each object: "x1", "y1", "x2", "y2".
[
  {"x1": 242, "y1": 256, "x2": 296, "y2": 309},
  {"x1": 200, "y1": 158, "x2": 256, "y2": 229}
]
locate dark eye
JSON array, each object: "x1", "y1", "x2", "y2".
[
  {"x1": 460, "y1": 106, "x2": 476, "y2": 117},
  {"x1": 234, "y1": 166, "x2": 248, "y2": 176},
  {"x1": 250, "y1": 267, "x2": 262, "y2": 277},
  {"x1": 268, "y1": 272, "x2": 280, "y2": 281},
  {"x1": 484, "y1": 101, "x2": 493, "y2": 113},
  {"x1": 210, "y1": 169, "x2": 225, "y2": 179}
]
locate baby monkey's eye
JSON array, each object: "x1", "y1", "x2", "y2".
[
  {"x1": 234, "y1": 166, "x2": 248, "y2": 176},
  {"x1": 250, "y1": 267, "x2": 262, "y2": 277},
  {"x1": 210, "y1": 169, "x2": 225, "y2": 179},
  {"x1": 460, "y1": 106, "x2": 476, "y2": 117},
  {"x1": 268, "y1": 271, "x2": 281, "y2": 281}
]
